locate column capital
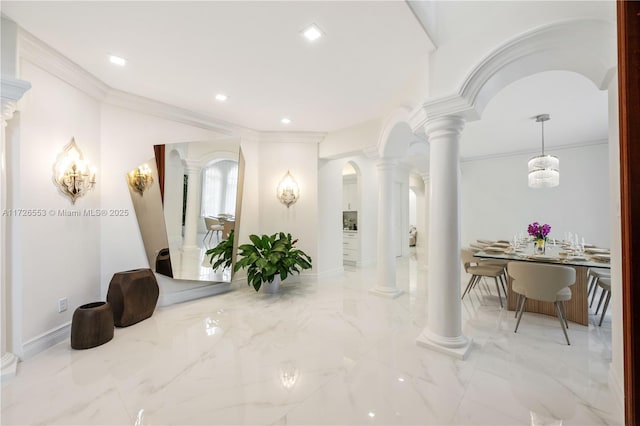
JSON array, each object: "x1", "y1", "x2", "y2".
[
  {"x1": 183, "y1": 159, "x2": 201, "y2": 174},
  {"x1": 1, "y1": 78, "x2": 31, "y2": 123},
  {"x1": 376, "y1": 158, "x2": 398, "y2": 171},
  {"x1": 423, "y1": 116, "x2": 466, "y2": 141}
]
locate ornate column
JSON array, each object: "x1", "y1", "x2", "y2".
[
  {"x1": 370, "y1": 159, "x2": 403, "y2": 298},
  {"x1": 1, "y1": 77, "x2": 32, "y2": 379},
  {"x1": 415, "y1": 116, "x2": 472, "y2": 359},
  {"x1": 182, "y1": 160, "x2": 202, "y2": 249}
]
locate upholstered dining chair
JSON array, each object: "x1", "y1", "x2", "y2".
[
  {"x1": 588, "y1": 268, "x2": 611, "y2": 308},
  {"x1": 461, "y1": 248, "x2": 506, "y2": 307},
  {"x1": 507, "y1": 262, "x2": 576, "y2": 345},
  {"x1": 203, "y1": 217, "x2": 224, "y2": 244}
]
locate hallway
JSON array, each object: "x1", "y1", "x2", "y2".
[{"x1": 1, "y1": 253, "x2": 619, "y2": 425}]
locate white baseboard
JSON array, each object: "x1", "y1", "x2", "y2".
[
  {"x1": 158, "y1": 282, "x2": 232, "y2": 307},
  {"x1": 608, "y1": 365, "x2": 625, "y2": 423},
  {"x1": 22, "y1": 321, "x2": 71, "y2": 360},
  {"x1": 1, "y1": 352, "x2": 19, "y2": 380},
  {"x1": 315, "y1": 267, "x2": 344, "y2": 280}
]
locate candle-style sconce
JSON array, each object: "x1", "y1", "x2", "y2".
[
  {"x1": 52, "y1": 137, "x2": 96, "y2": 204},
  {"x1": 276, "y1": 170, "x2": 300, "y2": 208},
  {"x1": 127, "y1": 164, "x2": 154, "y2": 195}
]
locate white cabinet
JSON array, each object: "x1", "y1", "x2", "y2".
[
  {"x1": 343, "y1": 175, "x2": 358, "y2": 211},
  {"x1": 343, "y1": 231, "x2": 359, "y2": 265}
]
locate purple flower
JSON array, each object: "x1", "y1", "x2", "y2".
[{"x1": 527, "y1": 222, "x2": 551, "y2": 239}]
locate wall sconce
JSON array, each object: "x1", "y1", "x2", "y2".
[
  {"x1": 276, "y1": 170, "x2": 300, "y2": 208},
  {"x1": 53, "y1": 137, "x2": 96, "y2": 204},
  {"x1": 127, "y1": 164, "x2": 154, "y2": 195}
]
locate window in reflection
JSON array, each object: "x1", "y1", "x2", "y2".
[{"x1": 201, "y1": 160, "x2": 238, "y2": 218}]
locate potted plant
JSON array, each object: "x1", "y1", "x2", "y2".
[
  {"x1": 206, "y1": 229, "x2": 234, "y2": 271},
  {"x1": 234, "y1": 232, "x2": 312, "y2": 292}
]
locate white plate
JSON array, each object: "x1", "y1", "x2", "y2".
[{"x1": 567, "y1": 255, "x2": 587, "y2": 261}]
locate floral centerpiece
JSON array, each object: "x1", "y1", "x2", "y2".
[{"x1": 528, "y1": 222, "x2": 551, "y2": 253}]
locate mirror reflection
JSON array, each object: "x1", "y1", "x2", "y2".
[{"x1": 128, "y1": 140, "x2": 243, "y2": 282}]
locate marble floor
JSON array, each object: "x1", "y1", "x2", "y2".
[
  {"x1": 1, "y1": 253, "x2": 622, "y2": 425},
  {"x1": 168, "y1": 232, "x2": 232, "y2": 281}
]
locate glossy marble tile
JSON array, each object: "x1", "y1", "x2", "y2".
[{"x1": 1, "y1": 252, "x2": 622, "y2": 425}]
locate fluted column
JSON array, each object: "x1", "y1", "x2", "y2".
[
  {"x1": 182, "y1": 161, "x2": 202, "y2": 249},
  {"x1": 1, "y1": 77, "x2": 31, "y2": 379},
  {"x1": 416, "y1": 116, "x2": 472, "y2": 359},
  {"x1": 370, "y1": 159, "x2": 403, "y2": 298}
]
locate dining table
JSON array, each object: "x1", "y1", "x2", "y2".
[{"x1": 474, "y1": 242, "x2": 611, "y2": 326}]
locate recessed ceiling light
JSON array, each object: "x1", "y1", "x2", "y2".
[
  {"x1": 109, "y1": 55, "x2": 126, "y2": 66},
  {"x1": 302, "y1": 24, "x2": 323, "y2": 42},
  {"x1": 281, "y1": 117, "x2": 291, "y2": 124},
  {"x1": 215, "y1": 93, "x2": 228, "y2": 102}
]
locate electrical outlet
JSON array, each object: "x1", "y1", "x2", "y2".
[{"x1": 58, "y1": 297, "x2": 68, "y2": 313}]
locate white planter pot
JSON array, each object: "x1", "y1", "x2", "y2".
[{"x1": 262, "y1": 274, "x2": 281, "y2": 294}]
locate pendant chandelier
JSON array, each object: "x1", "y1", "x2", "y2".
[{"x1": 528, "y1": 114, "x2": 559, "y2": 188}]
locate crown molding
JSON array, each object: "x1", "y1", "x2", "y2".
[
  {"x1": 104, "y1": 89, "x2": 237, "y2": 136},
  {"x1": 18, "y1": 28, "x2": 108, "y2": 101},
  {"x1": 460, "y1": 138, "x2": 608, "y2": 163},
  {"x1": 17, "y1": 27, "x2": 240, "y2": 136},
  {"x1": 258, "y1": 131, "x2": 326, "y2": 145},
  {"x1": 362, "y1": 146, "x2": 379, "y2": 159}
]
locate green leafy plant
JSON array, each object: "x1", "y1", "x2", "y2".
[
  {"x1": 206, "y1": 229, "x2": 234, "y2": 271},
  {"x1": 234, "y1": 232, "x2": 312, "y2": 292}
]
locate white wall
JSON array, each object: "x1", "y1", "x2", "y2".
[
  {"x1": 409, "y1": 188, "x2": 417, "y2": 227},
  {"x1": 99, "y1": 105, "x2": 225, "y2": 293},
  {"x1": 317, "y1": 159, "x2": 344, "y2": 276},
  {"x1": 316, "y1": 154, "x2": 379, "y2": 273},
  {"x1": 607, "y1": 78, "x2": 624, "y2": 418},
  {"x1": 11, "y1": 60, "x2": 102, "y2": 353},
  {"x1": 319, "y1": 118, "x2": 381, "y2": 159},
  {"x1": 409, "y1": 174, "x2": 428, "y2": 259},
  {"x1": 461, "y1": 143, "x2": 610, "y2": 247},
  {"x1": 257, "y1": 139, "x2": 318, "y2": 277}
]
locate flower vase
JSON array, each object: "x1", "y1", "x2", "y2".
[{"x1": 535, "y1": 239, "x2": 546, "y2": 254}]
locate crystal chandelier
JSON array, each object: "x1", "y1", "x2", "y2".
[{"x1": 528, "y1": 114, "x2": 559, "y2": 188}]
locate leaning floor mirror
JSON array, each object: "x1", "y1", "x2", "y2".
[{"x1": 127, "y1": 140, "x2": 244, "y2": 282}]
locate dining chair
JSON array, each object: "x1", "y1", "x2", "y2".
[
  {"x1": 595, "y1": 276, "x2": 611, "y2": 326},
  {"x1": 461, "y1": 248, "x2": 506, "y2": 307},
  {"x1": 507, "y1": 262, "x2": 576, "y2": 345},
  {"x1": 203, "y1": 217, "x2": 224, "y2": 244},
  {"x1": 588, "y1": 268, "x2": 611, "y2": 308}
]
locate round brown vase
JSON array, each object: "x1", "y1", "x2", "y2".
[{"x1": 70, "y1": 301, "x2": 114, "y2": 349}]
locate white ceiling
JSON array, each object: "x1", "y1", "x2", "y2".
[
  {"x1": 2, "y1": 2, "x2": 609, "y2": 164},
  {"x1": 2, "y1": 1, "x2": 431, "y2": 132}
]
